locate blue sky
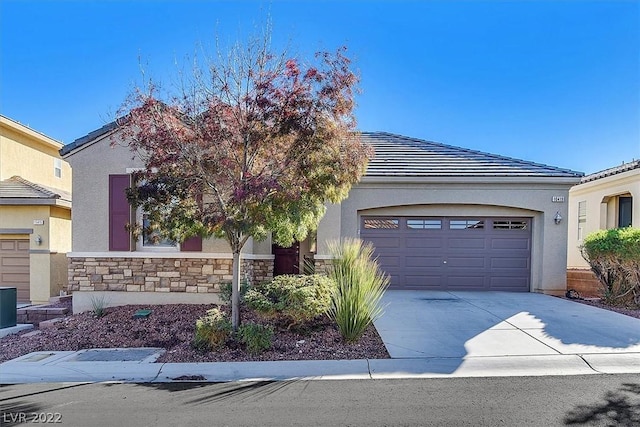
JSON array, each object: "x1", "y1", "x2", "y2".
[{"x1": 1, "y1": 1, "x2": 638, "y2": 174}]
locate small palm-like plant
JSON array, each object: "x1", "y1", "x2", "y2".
[{"x1": 327, "y1": 238, "x2": 389, "y2": 342}]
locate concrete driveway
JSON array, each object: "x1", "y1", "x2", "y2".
[{"x1": 371, "y1": 290, "x2": 640, "y2": 377}]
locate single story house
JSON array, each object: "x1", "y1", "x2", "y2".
[
  {"x1": 0, "y1": 115, "x2": 72, "y2": 304},
  {"x1": 60, "y1": 126, "x2": 583, "y2": 312},
  {"x1": 567, "y1": 160, "x2": 639, "y2": 296}
]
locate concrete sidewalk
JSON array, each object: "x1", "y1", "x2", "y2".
[{"x1": 2, "y1": 291, "x2": 640, "y2": 383}]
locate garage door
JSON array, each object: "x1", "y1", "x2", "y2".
[
  {"x1": 0, "y1": 239, "x2": 30, "y2": 302},
  {"x1": 361, "y1": 217, "x2": 531, "y2": 291}
]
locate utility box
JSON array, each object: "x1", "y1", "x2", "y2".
[{"x1": 0, "y1": 287, "x2": 17, "y2": 328}]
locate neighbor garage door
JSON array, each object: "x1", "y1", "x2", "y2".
[
  {"x1": 0, "y1": 239, "x2": 30, "y2": 302},
  {"x1": 361, "y1": 217, "x2": 531, "y2": 291}
]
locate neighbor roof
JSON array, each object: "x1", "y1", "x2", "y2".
[
  {"x1": 361, "y1": 132, "x2": 583, "y2": 178},
  {"x1": 579, "y1": 159, "x2": 640, "y2": 184},
  {"x1": 0, "y1": 176, "x2": 72, "y2": 206}
]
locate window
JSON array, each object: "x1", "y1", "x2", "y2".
[
  {"x1": 578, "y1": 201, "x2": 586, "y2": 240},
  {"x1": 449, "y1": 219, "x2": 484, "y2": 229},
  {"x1": 54, "y1": 159, "x2": 62, "y2": 178},
  {"x1": 142, "y1": 213, "x2": 177, "y2": 248},
  {"x1": 363, "y1": 218, "x2": 399, "y2": 229},
  {"x1": 407, "y1": 219, "x2": 442, "y2": 229},
  {"x1": 619, "y1": 197, "x2": 633, "y2": 228},
  {"x1": 493, "y1": 220, "x2": 528, "y2": 230}
]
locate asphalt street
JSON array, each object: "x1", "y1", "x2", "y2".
[{"x1": 1, "y1": 374, "x2": 639, "y2": 426}]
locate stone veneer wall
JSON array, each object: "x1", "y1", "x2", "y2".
[
  {"x1": 313, "y1": 258, "x2": 333, "y2": 275},
  {"x1": 68, "y1": 257, "x2": 274, "y2": 293}
]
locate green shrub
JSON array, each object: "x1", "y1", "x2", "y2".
[
  {"x1": 193, "y1": 308, "x2": 232, "y2": 351},
  {"x1": 219, "y1": 281, "x2": 251, "y2": 304},
  {"x1": 237, "y1": 322, "x2": 274, "y2": 355},
  {"x1": 581, "y1": 227, "x2": 640, "y2": 305},
  {"x1": 244, "y1": 274, "x2": 335, "y2": 328},
  {"x1": 327, "y1": 238, "x2": 389, "y2": 343}
]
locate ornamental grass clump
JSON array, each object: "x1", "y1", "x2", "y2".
[
  {"x1": 581, "y1": 227, "x2": 640, "y2": 305},
  {"x1": 244, "y1": 275, "x2": 335, "y2": 328},
  {"x1": 327, "y1": 238, "x2": 389, "y2": 342},
  {"x1": 193, "y1": 308, "x2": 232, "y2": 351}
]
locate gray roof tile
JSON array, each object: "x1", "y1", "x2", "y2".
[
  {"x1": 362, "y1": 132, "x2": 583, "y2": 178},
  {"x1": 0, "y1": 176, "x2": 71, "y2": 201},
  {"x1": 580, "y1": 159, "x2": 640, "y2": 183}
]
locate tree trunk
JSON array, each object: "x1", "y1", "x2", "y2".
[{"x1": 231, "y1": 250, "x2": 241, "y2": 331}]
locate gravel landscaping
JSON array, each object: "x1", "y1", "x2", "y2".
[{"x1": 0, "y1": 300, "x2": 389, "y2": 363}]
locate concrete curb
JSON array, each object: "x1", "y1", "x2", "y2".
[{"x1": 3, "y1": 352, "x2": 640, "y2": 384}]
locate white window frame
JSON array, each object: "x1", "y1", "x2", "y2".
[
  {"x1": 54, "y1": 158, "x2": 62, "y2": 178},
  {"x1": 134, "y1": 209, "x2": 180, "y2": 252},
  {"x1": 578, "y1": 201, "x2": 587, "y2": 241}
]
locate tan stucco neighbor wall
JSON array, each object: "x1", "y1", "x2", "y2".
[
  {"x1": 1, "y1": 116, "x2": 72, "y2": 304},
  {"x1": 0, "y1": 204, "x2": 71, "y2": 304},
  {"x1": 567, "y1": 167, "x2": 640, "y2": 269},
  {"x1": 316, "y1": 177, "x2": 577, "y2": 295}
]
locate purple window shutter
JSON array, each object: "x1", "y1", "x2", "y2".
[
  {"x1": 181, "y1": 193, "x2": 203, "y2": 252},
  {"x1": 181, "y1": 236, "x2": 202, "y2": 252},
  {"x1": 109, "y1": 174, "x2": 132, "y2": 251}
]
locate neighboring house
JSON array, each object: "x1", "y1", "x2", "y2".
[
  {"x1": 0, "y1": 115, "x2": 72, "y2": 304},
  {"x1": 61, "y1": 126, "x2": 582, "y2": 312},
  {"x1": 567, "y1": 160, "x2": 640, "y2": 296}
]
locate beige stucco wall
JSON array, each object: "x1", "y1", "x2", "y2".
[
  {"x1": 567, "y1": 168, "x2": 640, "y2": 269},
  {"x1": 0, "y1": 205, "x2": 71, "y2": 303},
  {"x1": 316, "y1": 177, "x2": 578, "y2": 294},
  {"x1": 64, "y1": 129, "x2": 271, "y2": 256},
  {"x1": 0, "y1": 117, "x2": 71, "y2": 192}
]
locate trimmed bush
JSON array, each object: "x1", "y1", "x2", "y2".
[
  {"x1": 244, "y1": 274, "x2": 335, "y2": 328},
  {"x1": 237, "y1": 322, "x2": 274, "y2": 355},
  {"x1": 192, "y1": 308, "x2": 232, "y2": 351},
  {"x1": 327, "y1": 238, "x2": 389, "y2": 343},
  {"x1": 581, "y1": 227, "x2": 640, "y2": 304}
]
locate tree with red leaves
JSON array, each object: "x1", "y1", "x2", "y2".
[{"x1": 117, "y1": 32, "x2": 370, "y2": 329}]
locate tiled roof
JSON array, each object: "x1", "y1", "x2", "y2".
[
  {"x1": 0, "y1": 176, "x2": 71, "y2": 202},
  {"x1": 361, "y1": 132, "x2": 583, "y2": 178},
  {"x1": 580, "y1": 160, "x2": 640, "y2": 184},
  {"x1": 59, "y1": 121, "x2": 118, "y2": 156}
]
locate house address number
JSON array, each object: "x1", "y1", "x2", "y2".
[
  {"x1": 33, "y1": 219, "x2": 45, "y2": 225},
  {"x1": 552, "y1": 196, "x2": 565, "y2": 203}
]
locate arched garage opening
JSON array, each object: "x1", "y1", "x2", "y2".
[{"x1": 358, "y1": 205, "x2": 538, "y2": 292}]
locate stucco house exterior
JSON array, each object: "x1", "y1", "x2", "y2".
[
  {"x1": 566, "y1": 160, "x2": 640, "y2": 296},
  {"x1": 0, "y1": 115, "x2": 72, "y2": 304},
  {"x1": 61, "y1": 125, "x2": 582, "y2": 312}
]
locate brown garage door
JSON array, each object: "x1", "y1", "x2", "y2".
[
  {"x1": 0, "y1": 239, "x2": 30, "y2": 302},
  {"x1": 361, "y1": 217, "x2": 531, "y2": 291}
]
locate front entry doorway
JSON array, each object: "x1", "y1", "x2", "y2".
[{"x1": 273, "y1": 242, "x2": 300, "y2": 276}]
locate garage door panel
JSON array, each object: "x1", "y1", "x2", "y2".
[
  {"x1": 405, "y1": 237, "x2": 444, "y2": 249},
  {"x1": 446, "y1": 257, "x2": 485, "y2": 268},
  {"x1": 447, "y1": 238, "x2": 485, "y2": 249},
  {"x1": 0, "y1": 239, "x2": 30, "y2": 302},
  {"x1": 367, "y1": 237, "x2": 401, "y2": 248},
  {"x1": 491, "y1": 257, "x2": 529, "y2": 269},
  {"x1": 405, "y1": 256, "x2": 442, "y2": 267},
  {"x1": 2, "y1": 256, "x2": 30, "y2": 267},
  {"x1": 362, "y1": 216, "x2": 531, "y2": 292},
  {"x1": 491, "y1": 238, "x2": 530, "y2": 250}
]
